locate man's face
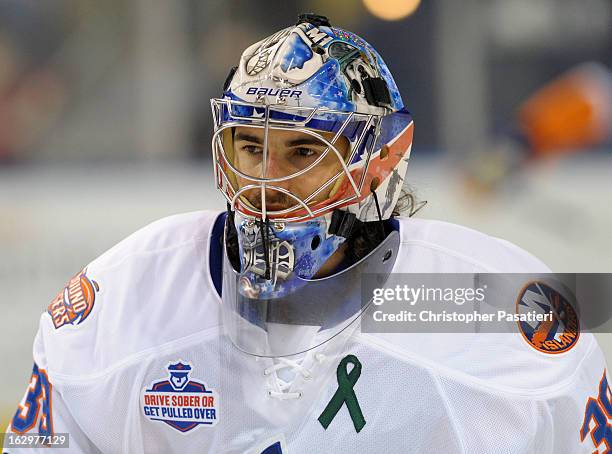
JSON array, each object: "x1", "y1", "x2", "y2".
[{"x1": 230, "y1": 126, "x2": 350, "y2": 212}]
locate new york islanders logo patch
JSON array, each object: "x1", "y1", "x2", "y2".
[
  {"x1": 142, "y1": 361, "x2": 219, "y2": 433},
  {"x1": 47, "y1": 268, "x2": 99, "y2": 329},
  {"x1": 516, "y1": 281, "x2": 579, "y2": 354}
]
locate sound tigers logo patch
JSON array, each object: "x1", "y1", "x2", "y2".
[{"x1": 47, "y1": 268, "x2": 99, "y2": 329}]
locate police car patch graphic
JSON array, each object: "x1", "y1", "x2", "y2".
[
  {"x1": 142, "y1": 361, "x2": 219, "y2": 432},
  {"x1": 516, "y1": 281, "x2": 579, "y2": 354}
]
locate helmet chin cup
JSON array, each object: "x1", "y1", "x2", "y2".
[{"x1": 232, "y1": 212, "x2": 346, "y2": 299}]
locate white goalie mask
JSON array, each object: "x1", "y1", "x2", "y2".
[{"x1": 211, "y1": 15, "x2": 412, "y2": 356}]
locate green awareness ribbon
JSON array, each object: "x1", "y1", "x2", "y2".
[{"x1": 318, "y1": 354, "x2": 366, "y2": 433}]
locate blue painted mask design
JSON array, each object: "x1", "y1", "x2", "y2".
[{"x1": 234, "y1": 213, "x2": 346, "y2": 300}]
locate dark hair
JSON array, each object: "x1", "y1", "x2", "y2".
[{"x1": 392, "y1": 187, "x2": 423, "y2": 218}]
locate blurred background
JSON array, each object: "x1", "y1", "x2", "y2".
[{"x1": 1, "y1": 0, "x2": 611, "y2": 436}]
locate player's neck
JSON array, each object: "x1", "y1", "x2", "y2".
[{"x1": 314, "y1": 243, "x2": 348, "y2": 278}]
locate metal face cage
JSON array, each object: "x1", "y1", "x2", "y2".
[{"x1": 211, "y1": 98, "x2": 383, "y2": 222}]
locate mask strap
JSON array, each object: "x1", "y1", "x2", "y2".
[
  {"x1": 328, "y1": 210, "x2": 360, "y2": 238},
  {"x1": 258, "y1": 217, "x2": 272, "y2": 280},
  {"x1": 371, "y1": 191, "x2": 386, "y2": 242}
]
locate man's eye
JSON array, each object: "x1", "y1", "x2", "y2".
[
  {"x1": 241, "y1": 145, "x2": 262, "y2": 154},
  {"x1": 294, "y1": 147, "x2": 317, "y2": 158}
]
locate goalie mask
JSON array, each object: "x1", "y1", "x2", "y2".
[{"x1": 211, "y1": 14, "x2": 413, "y2": 357}]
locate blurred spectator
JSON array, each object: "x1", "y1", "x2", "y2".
[{"x1": 0, "y1": 0, "x2": 67, "y2": 163}]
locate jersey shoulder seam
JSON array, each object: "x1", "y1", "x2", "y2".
[
  {"x1": 358, "y1": 331, "x2": 596, "y2": 398},
  {"x1": 91, "y1": 235, "x2": 210, "y2": 274},
  {"x1": 90, "y1": 210, "x2": 221, "y2": 273},
  {"x1": 47, "y1": 325, "x2": 221, "y2": 383},
  {"x1": 399, "y1": 239, "x2": 502, "y2": 272}
]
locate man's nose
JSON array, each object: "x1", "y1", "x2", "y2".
[
  {"x1": 262, "y1": 153, "x2": 291, "y2": 204},
  {"x1": 263, "y1": 152, "x2": 290, "y2": 183}
]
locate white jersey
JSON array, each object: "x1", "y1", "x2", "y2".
[{"x1": 4, "y1": 211, "x2": 609, "y2": 453}]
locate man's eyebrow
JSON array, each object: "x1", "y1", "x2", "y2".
[
  {"x1": 234, "y1": 132, "x2": 263, "y2": 143},
  {"x1": 285, "y1": 137, "x2": 326, "y2": 147},
  {"x1": 234, "y1": 133, "x2": 326, "y2": 148}
]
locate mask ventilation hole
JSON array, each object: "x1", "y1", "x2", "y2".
[
  {"x1": 382, "y1": 249, "x2": 393, "y2": 262},
  {"x1": 311, "y1": 235, "x2": 321, "y2": 250},
  {"x1": 370, "y1": 177, "x2": 380, "y2": 191},
  {"x1": 380, "y1": 145, "x2": 389, "y2": 160}
]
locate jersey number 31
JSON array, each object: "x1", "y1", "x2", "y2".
[{"x1": 581, "y1": 370, "x2": 612, "y2": 452}]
